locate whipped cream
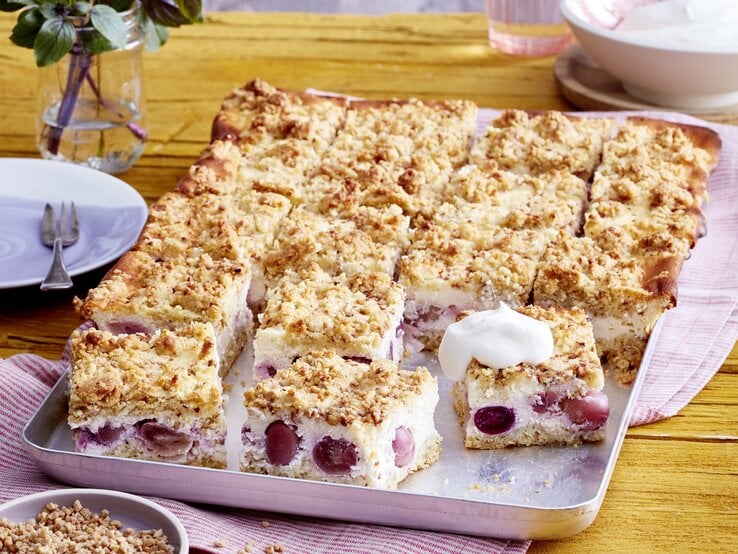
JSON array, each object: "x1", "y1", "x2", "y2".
[
  {"x1": 616, "y1": 0, "x2": 738, "y2": 49},
  {"x1": 437, "y1": 303, "x2": 554, "y2": 381}
]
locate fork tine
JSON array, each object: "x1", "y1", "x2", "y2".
[
  {"x1": 60, "y1": 202, "x2": 66, "y2": 237},
  {"x1": 69, "y1": 201, "x2": 79, "y2": 240}
]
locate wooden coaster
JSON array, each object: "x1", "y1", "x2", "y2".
[{"x1": 554, "y1": 44, "x2": 738, "y2": 115}]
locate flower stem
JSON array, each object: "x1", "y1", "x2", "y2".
[
  {"x1": 83, "y1": 72, "x2": 148, "y2": 141},
  {"x1": 47, "y1": 46, "x2": 92, "y2": 156}
]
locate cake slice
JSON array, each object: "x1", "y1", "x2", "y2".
[
  {"x1": 446, "y1": 305, "x2": 609, "y2": 448},
  {"x1": 400, "y1": 228, "x2": 550, "y2": 352},
  {"x1": 262, "y1": 205, "x2": 409, "y2": 286},
  {"x1": 74, "y1": 251, "x2": 252, "y2": 373},
  {"x1": 583, "y1": 199, "x2": 704, "y2": 258},
  {"x1": 533, "y1": 231, "x2": 681, "y2": 383},
  {"x1": 241, "y1": 350, "x2": 440, "y2": 488},
  {"x1": 591, "y1": 116, "x2": 720, "y2": 208},
  {"x1": 211, "y1": 77, "x2": 347, "y2": 152},
  {"x1": 253, "y1": 264, "x2": 405, "y2": 378},
  {"x1": 68, "y1": 323, "x2": 226, "y2": 468},
  {"x1": 470, "y1": 110, "x2": 616, "y2": 180}
]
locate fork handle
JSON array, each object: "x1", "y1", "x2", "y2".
[{"x1": 40, "y1": 237, "x2": 73, "y2": 291}]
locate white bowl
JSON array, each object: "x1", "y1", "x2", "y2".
[
  {"x1": 560, "y1": 0, "x2": 738, "y2": 109},
  {"x1": 0, "y1": 488, "x2": 188, "y2": 553}
]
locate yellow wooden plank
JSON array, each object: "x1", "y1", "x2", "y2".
[{"x1": 531, "y1": 439, "x2": 738, "y2": 553}]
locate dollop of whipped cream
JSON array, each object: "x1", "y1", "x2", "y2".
[
  {"x1": 616, "y1": 0, "x2": 738, "y2": 48},
  {"x1": 437, "y1": 303, "x2": 554, "y2": 381}
]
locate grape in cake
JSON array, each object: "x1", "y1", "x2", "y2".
[
  {"x1": 533, "y1": 231, "x2": 682, "y2": 383},
  {"x1": 68, "y1": 323, "x2": 226, "y2": 468},
  {"x1": 74, "y1": 251, "x2": 252, "y2": 373},
  {"x1": 241, "y1": 350, "x2": 440, "y2": 488},
  {"x1": 470, "y1": 110, "x2": 616, "y2": 180},
  {"x1": 446, "y1": 305, "x2": 609, "y2": 448},
  {"x1": 253, "y1": 264, "x2": 405, "y2": 379},
  {"x1": 262, "y1": 205, "x2": 409, "y2": 286},
  {"x1": 400, "y1": 227, "x2": 550, "y2": 353}
]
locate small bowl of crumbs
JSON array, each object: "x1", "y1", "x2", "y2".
[{"x1": 0, "y1": 488, "x2": 188, "y2": 553}]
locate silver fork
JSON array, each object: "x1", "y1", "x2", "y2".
[{"x1": 40, "y1": 202, "x2": 79, "y2": 291}]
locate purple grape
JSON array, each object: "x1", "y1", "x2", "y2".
[
  {"x1": 139, "y1": 422, "x2": 193, "y2": 457},
  {"x1": 105, "y1": 321, "x2": 151, "y2": 335},
  {"x1": 531, "y1": 391, "x2": 562, "y2": 414},
  {"x1": 265, "y1": 421, "x2": 299, "y2": 465},
  {"x1": 473, "y1": 406, "x2": 515, "y2": 435},
  {"x1": 392, "y1": 426, "x2": 415, "y2": 468},
  {"x1": 312, "y1": 437, "x2": 358, "y2": 475},
  {"x1": 560, "y1": 391, "x2": 610, "y2": 431}
]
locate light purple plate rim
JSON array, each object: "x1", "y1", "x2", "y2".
[{"x1": 0, "y1": 158, "x2": 148, "y2": 289}]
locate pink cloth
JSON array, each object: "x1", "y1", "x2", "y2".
[{"x1": 1, "y1": 110, "x2": 737, "y2": 552}]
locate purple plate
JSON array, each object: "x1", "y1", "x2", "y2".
[{"x1": 0, "y1": 158, "x2": 148, "y2": 289}]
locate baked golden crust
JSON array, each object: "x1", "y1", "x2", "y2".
[
  {"x1": 592, "y1": 118, "x2": 720, "y2": 210},
  {"x1": 470, "y1": 110, "x2": 615, "y2": 179},
  {"x1": 176, "y1": 140, "x2": 245, "y2": 197},
  {"x1": 68, "y1": 324, "x2": 223, "y2": 424},
  {"x1": 135, "y1": 191, "x2": 290, "y2": 265},
  {"x1": 263, "y1": 205, "x2": 409, "y2": 282},
  {"x1": 583, "y1": 200, "x2": 703, "y2": 258},
  {"x1": 259, "y1": 264, "x2": 405, "y2": 349},
  {"x1": 533, "y1": 231, "x2": 678, "y2": 314},
  {"x1": 243, "y1": 349, "x2": 436, "y2": 425},
  {"x1": 75, "y1": 251, "x2": 250, "y2": 329},
  {"x1": 400, "y1": 229, "x2": 549, "y2": 306},
  {"x1": 211, "y1": 78, "x2": 347, "y2": 150},
  {"x1": 463, "y1": 306, "x2": 603, "y2": 389}
]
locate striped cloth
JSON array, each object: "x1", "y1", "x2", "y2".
[{"x1": 1, "y1": 111, "x2": 737, "y2": 553}]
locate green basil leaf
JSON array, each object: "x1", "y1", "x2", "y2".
[
  {"x1": 174, "y1": 0, "x2": 201, "y2": 23},
  {"x1": 10, "y1": 7, "x2": 43, "y2": 48},
  {"x1": 90, "y1": 4, "x2": 125, "y2": 49},
  {"x1": 72, "y1": 1, "x2": 90, "y2": 15},
  {"x1": 1, "y1": 0, "x2": 38, "y2": 12},
  {"x1": 141, "y1": 12, "x2": 168, "y2": 51},
  {"x1": 38, "y1": 3, "x2": 60, "y2": 19},
  {"x1": 81, "y1": 27, "x2": 115, "y2": 54},
  {"x1": 142, "y1": 0, "x2": 189, "y2": 28},
  {"x1": 33, "y1": 15, "x2": 75, "y2": 66}
]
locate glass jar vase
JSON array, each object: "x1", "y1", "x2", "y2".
[{"x1": 36, "y1": 4, "x2": 147, "y2": 174}]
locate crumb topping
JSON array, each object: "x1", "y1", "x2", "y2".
[
  {"x1": 76, "y1": 251, "x2": 250, "y2": 328},
  {"x1": 260, "y1": 265, "x2": 404, "y2": 348},
  {"x1": 243, "y1": 350, "x2": 436, "y2": 425},
  {"x1": 263, "y1": 206, "x2": 409, "y2": 281},
  {"x1": 0, "y1": 500, "x2": 174, "y2": 553},
  {"x1": 470, "y1": 110, "x2": 615, "y2": 179},
  {"x1": 69, "y1": 324, "x2": 223, "y2": 423},
  {"x1": 533, "y1": 232, "x2": 679, "y2": 315}
]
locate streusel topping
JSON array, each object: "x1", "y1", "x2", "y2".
[
  {"x1": 76, "y1": 251, "x2": 250, "y2": 328},
  {"x1": 470, "y1": 110, "x2": 615, "y2": 179},
  {"x1": 244, "y1": 350, "x2": 436, "y2": 425},
  {"x1": 69, "y1": 323, "x2": 222, "y2": 422},
  {"x1": 260, "y1": 265, "x2": 405, "y2": 348}
]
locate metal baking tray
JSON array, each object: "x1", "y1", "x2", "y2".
[{"x1": 22, "y1": 319, "x2": 659, "y2": 540}]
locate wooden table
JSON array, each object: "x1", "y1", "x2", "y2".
[{"x1": 0, "y1": 12, "x2": 736, "y2": 552}]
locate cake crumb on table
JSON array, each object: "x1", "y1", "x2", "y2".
[
  {"x1": 213, "y1": 538, "x2": 227, "y2": 547},
  {"x1": 260, "y1": 520, "x2": 270, "y2": 528},
  {"x1": 264, "y1": 544, "x2": 286, "y2": 554}
]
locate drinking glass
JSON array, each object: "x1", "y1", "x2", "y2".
[{"x1": 486, "y1": 0, "x2": 573, "y2": 56}]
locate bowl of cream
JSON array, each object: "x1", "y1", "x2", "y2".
[{"x1": 560, "y1": 0, "x2": 738, "y2": 109}]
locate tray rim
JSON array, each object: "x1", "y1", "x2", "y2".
[{"x1": 19, "y1": 317, "x2": 661, "y2": 540}]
